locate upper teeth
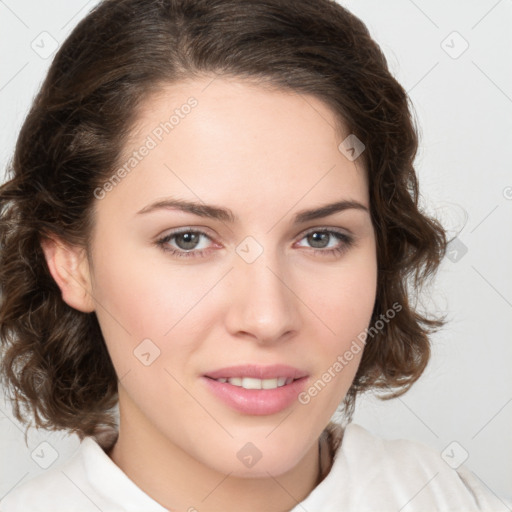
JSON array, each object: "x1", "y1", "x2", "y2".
[{"x1": 215, "y1": 377, "x2": 293, "y2": 389}]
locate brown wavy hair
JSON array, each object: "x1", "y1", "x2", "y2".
[{"x1": 0, "y1": 0, "x2": 446, "y2": 442}]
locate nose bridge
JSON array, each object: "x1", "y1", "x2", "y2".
[{"x1": 225, "y1": 239, "x2": 300, "y2": 343}]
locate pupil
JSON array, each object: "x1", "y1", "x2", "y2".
[
  {"x1": 309, "y1": 232, "x2": 328, "y2": 248},
  {"x1": 177, "y1": 232, "x2": 199, "y2": 250}
]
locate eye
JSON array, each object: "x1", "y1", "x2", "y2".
[
  {"x1": 155, "y1": 227, "x2": 354, "y2": 259},
  {"x1": 156, "y1": 229, "x2": 214, "y2": 258},
  {"x1": 295, "y1": 228, "x2": 354, "y2": 256}
]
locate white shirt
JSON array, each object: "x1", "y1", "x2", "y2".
[{"x1": 1, "y1": 423, "x2": 509, "y2": 511}]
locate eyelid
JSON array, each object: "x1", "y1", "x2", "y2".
[
  {"x1": 295, "y1": 226, "x2": 356, "y2": 247},
  {"x1": 154, "y1": 225, "x2": 216, "y2": 241},
  {"x1": 155, "y1": 224, "x2": 355, "y2": 260},
  {"x1": 155, "y1": 224, "x2": 352, "y2": 245},
  {"x1": 155, "y1": 229, "x2": 214, "y2": 259},
  {"x1": 299, "y1": 225, "x2": 352, "y2": 238}
]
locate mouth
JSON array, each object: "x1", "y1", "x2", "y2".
[
  {"x1": 205, "y1": 376, "x2": 296, "y2": 390},
  {"x1": 202, "y1": 364, "x2": 309, "y2": 415}
]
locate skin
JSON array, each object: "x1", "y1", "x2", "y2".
[{"x1": 43, "y1": 77, "x2": 377, "y2": 512}]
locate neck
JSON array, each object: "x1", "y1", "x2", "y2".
[{"x1": 108, "y1": 392, "x2": 325, "y2": 512}]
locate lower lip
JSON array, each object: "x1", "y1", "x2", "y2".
[{"x1": 202, "y1": 376, "x2": 308, "y2": 415}]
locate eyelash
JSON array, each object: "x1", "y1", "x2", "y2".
[{"x1": 155, "y1": 227, "x2": 354, "y2": 259}]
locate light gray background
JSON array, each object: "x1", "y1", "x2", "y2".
[{"x1": 1, "y1": 0, "x2": 511, "y2": 504}]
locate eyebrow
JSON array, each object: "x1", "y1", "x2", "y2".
[{"x1": 136, "y1": 197, "x2": 368, "y2": 224}]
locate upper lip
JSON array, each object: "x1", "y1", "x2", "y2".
[{"x1": 204, "y1": 364, "x2": 308, "y2": 380}]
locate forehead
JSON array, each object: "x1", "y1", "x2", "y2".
[{"x1": 100, "y1": 77, "x2": 369, "y2": 221}]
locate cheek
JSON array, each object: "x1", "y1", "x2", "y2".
[
  {"x1": 90, "y1": 221, "x2": 376, "y2": 376},
  {"x1": 304, "y1": 250, "x2": 377, "y2": 388},
  {"x1": 88, "y1": 238, "x2": 228, "y2": 380},
  {"x1": 263, "y1": 252, "x2": 377, "y2": 448},
  {"x1": 90, "y1": 238, "x2": 213, "y2": 333},
  {"x1": 311, "y1": 249, "x2": 377, "y2": 339}
]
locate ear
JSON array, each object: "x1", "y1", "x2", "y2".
[{"x1": 40, "y1": 236, "x2": 95, "y2": 313}]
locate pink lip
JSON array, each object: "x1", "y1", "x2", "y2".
[
  {"x1": 202, "y1": 364, "x2": 309, "y2": 415},
  {"x1": 204, "y1": 364, "x2": 308, "y2": 380}
]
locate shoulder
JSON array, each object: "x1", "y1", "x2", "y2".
[
  {"x1": 0, "y1": 438, "x2": 100, "y2": 511},
  {"x1": 298, "y1": 422, "x2": 511, "y2": 512},
  {"x1": 342, "y1": 423, "x2": 510, "y2": 509},
  {"x1": 341, "y1": 422, "x2": 451, "y2": 474},
  {"x1": 0, "y1": 437, "x2": 166, "y2": 512}
]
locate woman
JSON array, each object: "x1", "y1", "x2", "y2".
[{"x1": 0, "y1": 0, "x2": 508, "y2": 510}]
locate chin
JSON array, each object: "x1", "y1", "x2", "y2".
[
  {"x1": 197, "y1": 437, "x2": 313, "y2": 479},
  {"x1": 223, "y1": 455, "x2": 303, "y2": 479}
]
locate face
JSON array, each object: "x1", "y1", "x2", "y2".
[{"x1": 85, "y1": 77, "x2": 377, "y2": 477}]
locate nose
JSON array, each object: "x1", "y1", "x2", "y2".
[{"x1": 223, "y1": 246, "x2": 302, "y2": 345}]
